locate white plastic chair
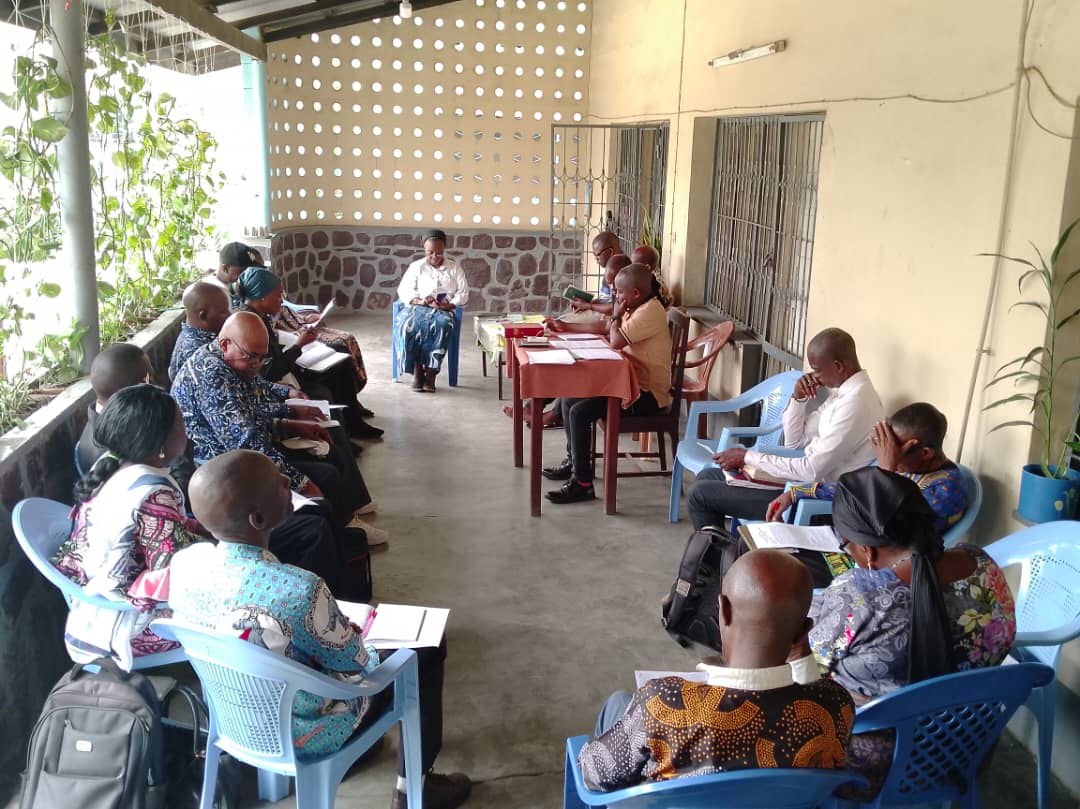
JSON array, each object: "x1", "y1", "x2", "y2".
[
  {"x1": 152, "y1": 618, "x2": 424, "y2": 809},
  {"x1": 983, "y1": 523, "x2": 1080, "y2": 809},
  {"x1": 12, "y1": 497, "x2": 186, "y2": 670}
]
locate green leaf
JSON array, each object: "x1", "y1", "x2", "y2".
[
  {"x1": 987, "y1": 419, "x2": 1038, "y2": 433},
  {"x1": 96, "y1": 280, "x2": 116, "y2": 297},
  {"x1": 1051, "y1": 217, "x2": 1080, "y2": 266},
  {"x1": 30, "y1": 117, "x2": 67, "y2": 142},
  {"x1": 1008, "y1": 300, "x2": 1048, "y2": 316},
  {"x1": 38, "y1": 282, "x2": 60, "y2": 298},
  {"x1": 1057, "y1": 305, "x2": 1080, "y2": 330},
  {"x1": 983, "y1": 393, "x2": 1035, "y2": 410}
]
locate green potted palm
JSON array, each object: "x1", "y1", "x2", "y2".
[{"x1": 985, "y1": 218, "x2": 1080, "y2": 522}]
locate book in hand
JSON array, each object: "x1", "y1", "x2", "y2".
[
  {"x1": 738, "y1": 522, "x2": 843, "y2": 554},
  {"x1": 562, "y1": 285, "x2": 595, "y2": 303},
  {"x1": 276, "y1": 329, "x2": 351, "y2": 372},
  {"x1": 723, "y1": 465, "x2": 787, "y2": 489},
  {"x1": 336, "y1": 602, "x2": 450, "y2": 649}
]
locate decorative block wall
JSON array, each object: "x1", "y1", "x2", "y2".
[{"x1": 271, "y1": 226, "x2": 583, "y2": 314}]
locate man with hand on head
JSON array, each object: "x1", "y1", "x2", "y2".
[
  {"x1": 577, "y1": 549, "x2": 854, "y2": 791},
  {"x1": 169, "y1": 451, "x2": 471, "y2": 809},
  {"x1": 687, "y1": 327, "x2": 883, "y2": 528}
]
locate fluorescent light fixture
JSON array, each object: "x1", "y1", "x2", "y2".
[
  {"x1": 399, "y1": 0, "x2": 413, "y2": 18},
  {"x1": 708, "y1": 39, "x2": 786, "y2": 68}
]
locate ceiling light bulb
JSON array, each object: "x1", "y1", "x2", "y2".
[{"x1": 399, "y1": 1, "x2": 413, "y2": 18}]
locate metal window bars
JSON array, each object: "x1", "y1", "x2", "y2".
[
  {"x1": 705, "y1": 114, "x2": 824, "y2": 378},
  {"x1": 548, "y1": 122, "x2": 669, "y2": 312}
]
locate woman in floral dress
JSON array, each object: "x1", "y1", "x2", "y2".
[{"x1": 807, "y1": 467, "x2": 1015, "y2": 796}]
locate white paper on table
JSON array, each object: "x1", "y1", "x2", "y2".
[
  {"x1": 286, "y1": 398, "x2": 331, "y2": 418},
  {"x1": 570, "y1": 347, "x2": 623, "y2": 361},
  {"x1": 556, "y1": 333, "x2": 606, "y2": 340},
  {"x1": 743, "y1": 523, "x2": 842, "y2": 554},
  {"x1": 291, "y1": 491, "x2": 318, "y2": 511},
  {"x1": 634, "y1": 670, "x2": 708, "y2": 689},
  {"x1": 550, "y1": 339, "x2": 608, "y2": 350},
  {"x1": 337, "y1": 602, "x2": 450, "y2": 649},
  {"x1": 525, "y1": 348, "x2": 577, "y2": 365}
]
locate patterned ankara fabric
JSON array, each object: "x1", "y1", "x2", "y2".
[
  {"x1": 808, "y1": 543, "x2": 1016, "y2": 700},
  {"x1": 168, "y1": 323, "x2": 216, "y2": 381},
  {"x1": 277, "y1": 305, "x2": 368, "y2": 390},
  {"x1": 170, "y1": 343, "x2": 307, "y2": 488},
  {"x1": 791, "y1": 462, "x2": 970, "y2": 533},
  {"x1": 168, "y1": 541, "x2": 380, "y2": 760},
  {"x1": 577, "y1": 675, "x2": 854, "y2": 791},
  {"x1": 394, "y1": 304, "x2": 456, "y2": 373},
  {"x1": 54, "y1": 464, "x2": 198, "y2": 668}
]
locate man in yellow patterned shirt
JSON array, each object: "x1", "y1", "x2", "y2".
[{"x1": 577, "y1": 550, "x2": 854, "y2": 791}]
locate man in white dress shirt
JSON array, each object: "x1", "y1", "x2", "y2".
[
  {"x1": 686, "y1": 328, "x2": 883, "y2": 529},
  {"x1": 395, "y1": 229, "x2": 470, "y2": 392}
]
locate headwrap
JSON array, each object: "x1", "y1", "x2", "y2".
[
  {"x1": 231, "y1": 267, "x2": 281, "y2": 309},
  {"x1": 423, "y1": 229, "x2": 448, "y2": 244},
  {"x1": 833, "y1": 467, "x2": 953, "y2": 684}
]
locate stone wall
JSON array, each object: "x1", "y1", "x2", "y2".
[
  {"x1": 270, "y1": 227, "x2": 585, "y2": 315},
  {"x1": 0, "y1": 308, "x2": 182, "y2": 804}
]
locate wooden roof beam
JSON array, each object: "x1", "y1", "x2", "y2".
[{"x1": 140, "y1": 0, "x2": 266, "y2": 59}]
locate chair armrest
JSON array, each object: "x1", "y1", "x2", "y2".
[
  {"x1": 715, "y1": 423, "x2": 786, "y2": 450},
  {"x1": 1015, "y1": 621, "x2": 1080, "y2": 647},
  {"x1": 752, "y1": 445, "x2": 805, "y2": 458}
]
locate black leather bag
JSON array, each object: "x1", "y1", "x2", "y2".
[
  {"x1": 661, "y1": 525, "x2": 746, "y2": 656},
  {"x1": 162, "y1": 685, "x2": 241, "y2": 809}
]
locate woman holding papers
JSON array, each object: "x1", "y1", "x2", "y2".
[
  {"x1": 395, "y1": 230, "x2": 469, "y2": 393},
  {"x1": 235, "y1": 267, "x2": 383, "y2": 441}
]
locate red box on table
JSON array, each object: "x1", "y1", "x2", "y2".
[{"x1": 500, "y1": 322, "x2": 545, "y2": 338}]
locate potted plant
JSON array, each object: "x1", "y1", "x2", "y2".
[{"x1": 984, "y1": 217, "x2": 1080, "y2": 522}]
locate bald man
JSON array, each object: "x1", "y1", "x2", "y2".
[
  {"x1": 630, "y1": 244, "x2": 659, "y2": 271},
  {"x1": 545, "y1": 264, "x2": 672, "y2": 504},
  {"x1": 577, "y1": 550, "x2": 854, "y2": 791},
  {"x1": 168, "y1": 282, "x2": 233, "y2": 380},
  {"x1": 78, "y1": 343, "x2": 154, "y2": 475},
  {"x1": 169, "y1": 451, "x2": 471, "y2": 809},
  {"x1": 687, "y1": 327, "x2": 883, "y2": 528}
]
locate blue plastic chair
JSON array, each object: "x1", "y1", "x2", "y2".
[
  {"x1": 564, "y1": 735, "x2": 867, "y2": 809},
  {"x1": 390, "y1": 299, "x2": 465, "y2": 387},
  {"x1": 831, "y1": 662, "x2": 1055, "y2": 809},
  {"x1": 11, "y1": 498, "x2": 186, "y2": 670},
  {"x1": 152, "y1": 619, "x2": 423, "y2": 809},
  {"x1": 789, "y1": 464, "x2": 983, "y2": 548},
  {"x1": 668, "y1": 369, "x2": 803, "y2": 522},
  {"x1": 983, "y1": 523, "x2": 1080, "y2": 809}
]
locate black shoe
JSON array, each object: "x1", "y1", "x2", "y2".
[
  {"x1": 542, "y1": 458, "x2": 573, "y2": 480},
  {"x1": 411, "y1": 366, "x2": 424, "y2": 391},
  {"x1": 546, "y1": 479, "x2": 596, "y2": 504},
  {"x1": 357, "y1": 403, "x2": 375, "y2": 418},
  {"x1": 351, "y1": 418, "x2": 384, "y2": 440},
  {"x1": 390, "y1": 772, "x2": 472, "y2": 809}
]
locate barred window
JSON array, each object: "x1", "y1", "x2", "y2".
[{"x1": 705, "y1": 114, "x2": 824, "y2": 375}]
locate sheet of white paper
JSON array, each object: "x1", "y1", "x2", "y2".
[
  {"x1": 570, "y1": 348, "x2": 623, "y2": 361},
  {"x1": 556, "y1": 333, "x2": 606, "y2": 341},
  {"x1": 634, "y1": 670, "x2": 708, "y2": 689},
  {"x1": 276, "y1": 329, "x2": 298, "y2": 347},
  {"x1": 337, "y1": 602, "x2": 451, "y2": 649},
  {"x1": 550, "y1": 339, "x2": 608, "y2": 349},
  {"x1": 313, "y1": 300, "x2": 335, "y2": 325},
  {"x1": 285, "y1": 398, "x2": 331, "y2": 417},
  {"x1": 744, "y1": 523, "x2": 841, "y2": 554},
  {"x1": 291, "y1": 491, "x2": 318, "y2": 511},
  {"x1": 526, "y1": 349, "x2": 577, "y2": 365}
]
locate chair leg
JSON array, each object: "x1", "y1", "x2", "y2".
[
  {"x1": 200, "y1": 747, "x2": 223, "y2": 809},
  {"x1": 657, "y1": 431, "x2": 667, "y2": 471},
  {"x1": 668, "y1": 460, "x2": 683, "y2": 522},
  {"x1": 257, "y1": 768, "x2": 291, "y2": 803},
  {"x1": 563, "y1": 749, "x2": 589, "y2": 809},
  {"x1": 1032, "y1": 680, "x2": 1057, "y2": 809}
]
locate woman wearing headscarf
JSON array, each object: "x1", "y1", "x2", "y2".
[
  {"x1": 809, "y1": 467, "x2": 1016, "y2": 701},
  {"x1": 395, "y1": 230, "x2": 469, "y2": 393},
  {"x1": 233, "y1": 267, "x2": 383, "y2": 441}
]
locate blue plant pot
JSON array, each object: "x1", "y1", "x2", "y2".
[{"x1": 1018, "y1": 464, "x2": 1080, "y2": 523}]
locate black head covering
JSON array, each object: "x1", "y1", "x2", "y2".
[
  {"x1": 834, "y1": 467, "x2": 953, "y2": 684},
  {"x1": 423, "y1": 229, "x2": 448, "y2": 245}
]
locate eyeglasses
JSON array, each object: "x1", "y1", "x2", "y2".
[{"x1": 229, "y1": 340, "x2": 270, "y2": 366}]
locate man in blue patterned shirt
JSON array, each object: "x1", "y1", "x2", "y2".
[
  {"x1": 168, "y1": 282, "x2": 232, "y2": 381},
  {"x1": 169, "y1": 451, "x2": 470, "y2": 809}
]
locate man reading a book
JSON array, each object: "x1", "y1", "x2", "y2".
[
  {"x1": 577, "y1": 549, "x2": 854, "y2": 790},
  {"x1": 544, "y1": 264, "x2": 672, "y2": 504},
  {"x1": 686, "y1": 328, "x2": 883, "y2": 528},
  {"x1": 169, "y1": 451, "x2": 471, "y2": 809}
]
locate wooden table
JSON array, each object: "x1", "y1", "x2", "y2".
[{"x1": 510, "y1": 340, "x2": 639, "y2": 516}]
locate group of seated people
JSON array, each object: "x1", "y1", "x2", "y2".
[{"x1": 45, "y1": 229, "x2": 1020, "y2": 807}]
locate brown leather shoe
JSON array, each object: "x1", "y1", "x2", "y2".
[
  {"x1": 422, "y1": 368, "x2": 437, "y2": 393},
  {"x1": 389, "y1": 772, "x2": 471, "y2": 809},
  {"x1": 412, "y1": 365, "x2": 424, "y2": 391}
]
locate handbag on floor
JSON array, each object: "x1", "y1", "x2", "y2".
[
  {"x1": 661, "y1": 525, "x2": 745, "y2": 656},
  {"x1": 161, "y1": 684, "x2": 241, "y2": 809}
]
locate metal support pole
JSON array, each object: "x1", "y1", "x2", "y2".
[
  {"x1": 50, "y1": 0, "x2": 99, "y2": 372},
  {"x1": 242, "y1": 27, "x2": 271, "y2": 234}
]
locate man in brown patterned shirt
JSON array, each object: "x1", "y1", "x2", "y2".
[{"x1": 578, "y1": 550, "x2": 854, "y2": 791}]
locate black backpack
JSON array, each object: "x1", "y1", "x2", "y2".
[
  {"x1": 20, "y1": 658, "x2": 168, "y2": 809},
  {"x1": 661, "y1": 526, "x2": 746, "y2": 657}
]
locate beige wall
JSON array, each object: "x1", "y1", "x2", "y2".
[{"x1": 589, "y1": 0, "x2": 1080, "y2": 788}]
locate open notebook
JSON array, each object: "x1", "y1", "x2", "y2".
[{"x1": 277, "y1": 329, "x2": 351, "y2": 372}]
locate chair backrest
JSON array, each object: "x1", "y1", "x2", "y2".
[
  {"x1": 851, "y1": 663, "x2": 1054, "y2": 807},
  {"x1": 983, "y1": 522, "x2": 1080, "y2": 667},
  {"x1": 565, "y1": 735, "x2": 866, "y2": 809},
  {"x1": 942, "y1": 464, "x2": 982, "y2": 548},
  {"x1": 665, "y1": 308, "x2": 691, "y2": 412},
  {"x1": 683, "y1": 321, "x2": 736, "y2": 386},
  {"x1": 152, "y1": 619, "x2": 401, "y2": 773},
  {"x1": 11, "y1": 497, "x2": 132, "y2": 612}
]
